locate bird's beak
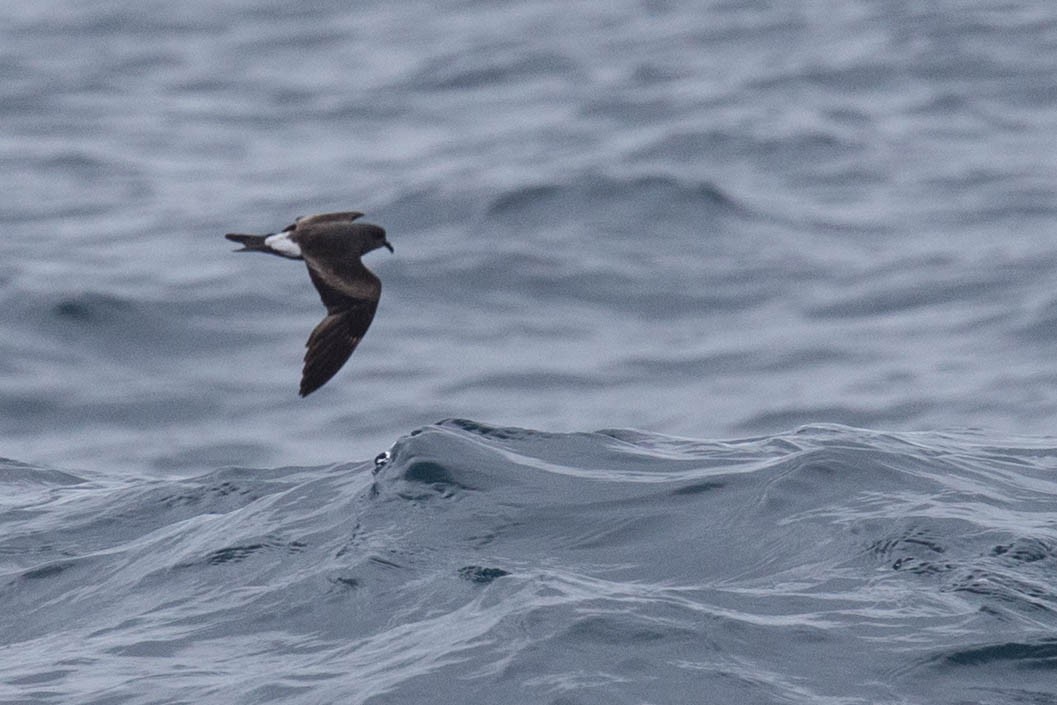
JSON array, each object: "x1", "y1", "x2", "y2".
[{"x1": 384, "y1": 240, "x2": 394, "y2": 253}]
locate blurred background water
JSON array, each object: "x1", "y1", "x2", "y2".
[{"x1": 3, "y1": 1, "x2": 1057, "y2": 703}]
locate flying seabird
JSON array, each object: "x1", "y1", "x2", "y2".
[{"x1": 225, "y1": 211, "x2": 393, "y2": 397}]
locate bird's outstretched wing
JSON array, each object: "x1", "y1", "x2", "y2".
[
  {"x1": 283, "y1": 211, "x2": 364, "y2": 232},
  {"x1": 300, "y1": 301, "x2": 377, "y2": 396},
  {"x1": 298, "y1": 257, "x2": 380, "y2": 396}
]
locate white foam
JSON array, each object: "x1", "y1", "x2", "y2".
[{"x1": 264, "y1": 232, "x2": 302, "y2": 258}]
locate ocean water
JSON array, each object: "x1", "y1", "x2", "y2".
[
  {"x1": 5, "y1": 421, "x2": 1057, "y2": 704},
  {"x1": 3, "y1": 0, "x2": 1057, "y2": 702}
]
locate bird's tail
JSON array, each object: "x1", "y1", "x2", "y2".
[{"x1": 225, "y1": 233, "x2": 269, "y2": 252}]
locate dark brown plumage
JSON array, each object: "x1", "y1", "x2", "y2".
[{"x1": 225, "y1": 211, "x2": 393, "y2": 396}]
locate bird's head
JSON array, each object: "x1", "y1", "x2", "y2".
[{"x1": 360, "y1": 224, "x2": 394, "y2": 255}]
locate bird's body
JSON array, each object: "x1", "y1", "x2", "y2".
[{"x1": 225, "y1": 211, "x2": 392, "y2": 396}]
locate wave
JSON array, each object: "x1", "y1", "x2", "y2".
[
  {"x1": 484, "y1": 172, "x2": 745, "y2": 224},
  {"x1": 2, "y1": 421, "x2": 1057, "y2": 703}
]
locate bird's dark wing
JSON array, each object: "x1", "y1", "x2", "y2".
[
  {"x1": 285, "y1": 211, "x2": 364, "y2": 232},
  {"x1": 300, "y1": 300, "x2": 378, "y2": 396},
  {"x1": 298, "y1": 258, "x2": 380, "y2": 396},
  {"x1": 303, "y1": 256, "x2": 381, "y2": 312}
]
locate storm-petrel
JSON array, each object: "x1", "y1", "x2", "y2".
[{"x1": 225, "y1": 211, "x2": 393, "y2": 397}]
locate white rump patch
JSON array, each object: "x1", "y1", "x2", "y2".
[{"x1": 264, "y1": 231, "x2": 302, "y2": 258}]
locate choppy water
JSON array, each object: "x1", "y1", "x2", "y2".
[
  {"x1": 4, "y1": 420, "x2": 1057, "y2": 704},
  {"x1": 3, "y1": 0, "x2": 1057, "y2": 702}
]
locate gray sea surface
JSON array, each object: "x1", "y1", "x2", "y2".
[{"x1": 3, "y1": 1, "x2": 1057, "y2": 703}]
